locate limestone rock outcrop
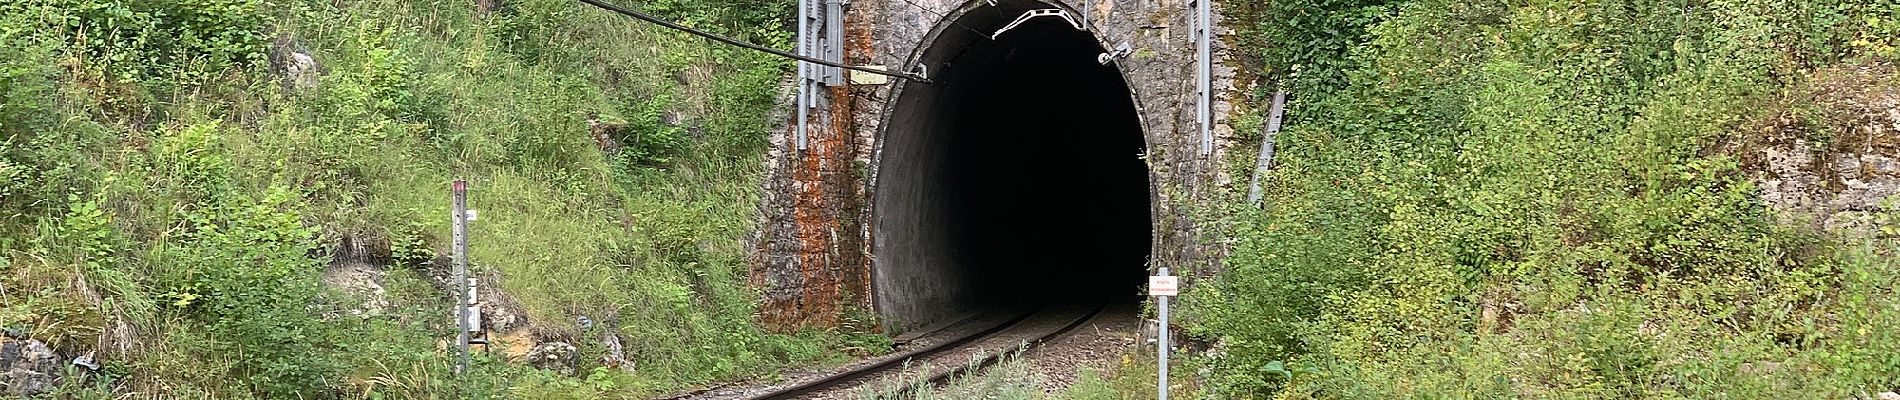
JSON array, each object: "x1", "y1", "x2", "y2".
[{"x1": 1, "y1": 339, "x2": 61, "y2": 396}]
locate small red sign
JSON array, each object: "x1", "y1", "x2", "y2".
[{"x1": 1149, "y1": 275, "x2": 1179, "y2": 297}]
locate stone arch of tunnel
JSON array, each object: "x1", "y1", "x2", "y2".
[{"x1": 870, "y1": 0, "x2": 1155, "y2": 331}]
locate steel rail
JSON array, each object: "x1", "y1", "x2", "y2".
[
  {"x1": 749, "y1": 303, "x2": 1110, "y2": 400},
  {"x1": 744, "y1": 307, "x2": 1041, "y2": 400},
  {"x1": 888, "y1": 303, "x2": 1108, "y2": 399}
]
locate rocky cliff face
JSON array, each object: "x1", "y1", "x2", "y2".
[
  {"x1": 1, "y1": 338, "x2": 62, "y2": 396},
  {"x1": 1751, "y1": 62, "x2": 1900, "y2": 234}
]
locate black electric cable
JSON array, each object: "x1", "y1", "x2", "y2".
[{"x1": 576, "y1": 0, "x2": 932, "y2": 83}]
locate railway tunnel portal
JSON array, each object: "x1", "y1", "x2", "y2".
[
  {"x1": 872, "y1": 1, "x2": 1154, "y2": 329},
  {"x1": 751, "y1": 0, "x2": 1241, "y2": 333}
]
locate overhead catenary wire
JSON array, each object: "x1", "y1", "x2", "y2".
[
  {"x1": 894, "y1": 0, "x2": 993, "y2": 39},
  {"x1": 575, "y1": 0, "x2": 932, "y2": 83}
]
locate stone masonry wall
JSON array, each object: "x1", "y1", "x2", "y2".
[{"x1": 1751, "y1": 63, "x2": 1900, "y2": 234}]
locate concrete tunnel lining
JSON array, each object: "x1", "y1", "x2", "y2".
[{"x1": 871, "y1": 0, "x2": 1154, "y2": 332}]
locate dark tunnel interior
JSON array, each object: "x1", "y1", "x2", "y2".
[{"x1": 873, "y1": 6, "x2": 1151, "y2": 330}]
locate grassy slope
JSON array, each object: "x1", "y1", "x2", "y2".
[
  {"x1": 1190, "y1": 0, "x2": 1900, "y2": 398},
  {"x1": 0, "y1": 0, "x2": 858, "y2": 398}
]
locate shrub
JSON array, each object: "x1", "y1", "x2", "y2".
[
  {"x1": 614, "y1": 93, "x2": 690, "y2": 167},
  {"x1": 6, "y1": 0, "x2": 822, "y2": 396},
  {"x1": 0, "y1": 15, "x2": 64, "y2": 213},
  {"x1": 641, "y1": 0, "x2": 792, "y2": 42},
  {"x1": 1195, "y1": 0, "x2": 1900, "y2": 397},
  {"x1": 7, "y1": 0, "x2": 268, "y2": 84},
  {"x1": 1227, "y1": 0, "x2": 1407, "y2": 95},
  {"x1": 0, "y1": 143, "x2": 27, "y2": 206},
  {"x1": 0, "y1": 12, "x2": 61, "y2": 136},
  {"x1": 162, "y1": 185, "x2": 340, "y2": 396}
]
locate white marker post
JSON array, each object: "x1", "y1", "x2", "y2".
[
  {"x1": 1150, "y1": 268, "x2": 1179, "y2": 400},
  {"x1": 451, "y1": 180, "x2": 471, "y2": 375}
]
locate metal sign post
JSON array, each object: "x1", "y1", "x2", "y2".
[
  {"x1": 1150, "y1": 268, "x2": 1179, "y2": 400},
  {"x1": 451, "y1": 180, "x2": 471, "y2": 374}
]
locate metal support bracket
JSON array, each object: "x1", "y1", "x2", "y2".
[
  {"x1": 993, "y1": 9, "x2": 1084, "y2": 40},
  {"x1": 1098, "y1": 41, "x2": 1132, "y2": 65}
]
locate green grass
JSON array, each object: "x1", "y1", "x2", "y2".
[
  {"x1": 1193, "y1": 0, "x2": 1900, "y2": 398},
  {"x1": 0, "y1": 0, "x2": 864, "y2": 397}
]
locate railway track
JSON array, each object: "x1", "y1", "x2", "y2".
[{"x1": 741, "y1": 303, "x2": 1108, "y2": 400}]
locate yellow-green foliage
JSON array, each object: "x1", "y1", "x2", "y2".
[
  {"x1": 1195, "y1": 0, "x2": 1900, "y2": 398},
  {"x1": 0, "y1": 0, "x2": 847, "y2": 397}
]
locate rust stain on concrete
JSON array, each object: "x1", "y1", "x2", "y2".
[{"x1": 752, "y1": 5, "x2": 880, "y2": 331}]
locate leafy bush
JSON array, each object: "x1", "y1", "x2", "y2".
[
  {"x1": 640, "y1": 0, "x2": 792, "y2": 42},
  {"x1": 1226, "y1": 0, "x2": 1406, "y2": 94},
  {"x1": 1858, "y1": 0, "x2": 1900, "y2": 58},
  {"x1": 1195, "y1": 0, "x2": 1900, "y2": 397},
  {"x1": 0, "y1": 15, "x2": 66, "y2": 214},
  {"x1": 0, "y1": 142, "x2": 27, "y2": 205},
  {"x1": 612, "y1": 94, "x2": 690, "y2": 167},
  {"x1": 1, "y1": 0, "x2": 828, "y2": 397},
  {"x1": 162, "y1": 185, "x2": 340, "y2": 397},
  {"x1": 307, "y1": 21, "x2": 417, "y2": 163},
  {"x1": 0, "y1": 12, "x2": 61, "y2": 137},
  {"x1": 119, "y1": 122, "x2": 342, "y2": 396},
  {"x1": 2, "y1": 0, "x2": 266, "y2": 85}
]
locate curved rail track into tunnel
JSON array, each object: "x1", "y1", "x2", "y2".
[
  {"x1": 872, "y1": 0, "x2": 1153, "y2": 332},
  {"x1": 747, "y1": 303, "x2": 1107, "y2": 400}
]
